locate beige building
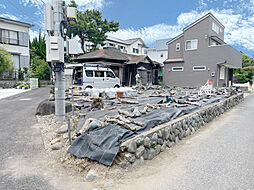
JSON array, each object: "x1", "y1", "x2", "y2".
[{"x1": 0, "y1": 17, "x2": 33, "y2": 77}]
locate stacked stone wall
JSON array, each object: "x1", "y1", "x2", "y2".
[{"x1": 117, "y1": 93, "x2": 244, "y2": 168}]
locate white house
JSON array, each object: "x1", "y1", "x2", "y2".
[
  {"x1": 104, "y1": 36, "x2": 148, "y2": 55},
  {"x1": 147, "y1": 38, "x2": 171, "y2": 64},
  {"x1": 83, "y1": 36, "x2": 148, "y2": 56},
  {"x1": 0, "y1": 17, "x2": 33, "y2": 76}
]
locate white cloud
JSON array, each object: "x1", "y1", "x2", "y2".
[
  {"x1": 110, "y1": 4, "x2": 254, "y2": 51},
  {"x1": 20, "y1": 0, "x2": 107, "y2": 10},
  {"x1": 0, "y1": 4, "x2": 7, "y2": 9},
  {"x1": 29, "y1": 29, "x2": 39, "y2": 41},
  {"x1": 0, "y1": 14, "x2": 19, "y2": 20},
  {"x1": 73, "y1": 0, "x2": 106, "y2": 10}
]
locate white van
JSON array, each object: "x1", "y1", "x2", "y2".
[{"x1": 67, "y1": 64, "x2": 121, "y2": 90}]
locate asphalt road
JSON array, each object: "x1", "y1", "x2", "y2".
[{"x1": 0, "y1": 87, "x2": 55, "y2": 190}]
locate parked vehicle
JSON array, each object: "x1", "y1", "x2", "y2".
[{"x1": 66, "y1": 64, "x2": 121, "y2": 90}]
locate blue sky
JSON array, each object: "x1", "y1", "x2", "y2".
[{"x1": 0, "y1": 0, "x2": 253, "y2": 57}]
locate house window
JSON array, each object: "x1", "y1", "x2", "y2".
[
  {"x1": 193, "y1": 66, "x2": 206, "y2": 71},
  {"x1": 220, "y1": 66, "x2": 225, "y2": 80},
  {"x1": 212, "y1": 22, "x2": 220, "y2": 34},
  {"x1": 144, "y1": 50, "x2": 147, "y2": 54},
  {"x1": 18, "y1": 32, "x2": 28, "y2": 46},
  {"x1": 176, "y1": 43, "x2": 180, "y2": 51},
  {"x1": 108, "y1": 43, "x2": 115, "y2": 47},
  {"x1": 185, "y1": 39, "x2": 198, "y2": 50},
  {"x1": 133, "y1": 48, "x2": 139, "y2": 54},
  {"x1": 0, "y1": 29, "x2": 9, "y2": 43},
  {"x1": 119, "y1": 45, "x2": 125, "y2": 50},
  {"x1": 20, "y1": 55, "x2": 29, "y2": 68},
  {"x1": 172, "y1": 67, "x2": 184, "y2": 72}
]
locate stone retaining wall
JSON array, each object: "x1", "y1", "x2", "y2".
[
  {"x1": 117, "y1": 93, "x2": 244, "y2": 168},
  {"x1": 0, "y1": 80, "x2": 16, "y2": 88}
]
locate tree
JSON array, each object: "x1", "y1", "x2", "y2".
[
  {"x1": 29, "y1": 32, "x2": 50, "y2": 80},
  {"x1": 234, "y1": 54, "x2": 254, "y2": 84},
  {"x1": 0, "y1": 48, "x2": 14, "y2": 79},
  {"x1": 66, "y1": 3, "x2": 119, "y2": 53},
  {"x1": 30, "y1": 32, "x2": 46, "y2": 60}
]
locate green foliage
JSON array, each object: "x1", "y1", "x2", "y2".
[
  {"x1": 68, "y1": 0, "x2": 77, "y2": 7},
  {"x1": 30, "y1": 32, "x2": 46, "y2": 60},
  {"x1": 30, "y1": 32, "x2": 50, "y2": 81},
  {"x1": 66, "y1": 2, "x2": 119, "y2": 53},
  {"x1": 18, "y1": 68, "x2": 24, "y2": 80},
  {"x1": 234, "y1": 54, "x2": 254, "y2": 85},
  {"x1": 30, "y1": 57, "x2": 50, "y2": 80},
  {"x1": 0, "y1": 48, "x2": 14, "y2": 79},
  {"x1": 242, "y1": 53, "x2": 253, "y2": 67}
]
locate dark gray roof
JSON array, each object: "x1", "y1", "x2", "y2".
[
  {"x1": 0, "y1": 17, "x2": 34, "y2": 28},
  {"x1": 77, "y1": 47, "x2": 128, "y2": 61},
  {"x1": 77, "y1": 47, "x2": 159, "y2": 66}
]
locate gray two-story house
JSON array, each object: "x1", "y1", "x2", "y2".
[{"x1": 163, "y1": 12, "x2": 242, "y2": 88}]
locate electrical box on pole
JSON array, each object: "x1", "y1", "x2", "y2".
[
  {"x1": 45, "y1": 4, "x2": 53, "y2": 31},
  {"x1": 67, "y1": 37, "x2": 79, "y2": 55},
  {"x1": 46, "y1": 36, "x2": 64, "y2": 62},
  {"x1": 67, "y1": 7, "x2": 77, "y2": 21}
]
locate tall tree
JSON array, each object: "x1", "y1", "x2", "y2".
[
  {"x1": 66, "y1": 3, "x2": 119, "y2": 53},
  {"x1": 30, "y1": 32, "x2": 46, "y2": 60},
  {"x1": 29, "y1": 32, "x2": 50, "y2": 80}
]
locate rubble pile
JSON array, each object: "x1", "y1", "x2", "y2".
[{"x1": 63, "y1": 85, "x2": 242, "y2": 166}]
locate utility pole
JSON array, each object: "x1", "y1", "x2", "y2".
[
  {"x1": 45, "y1": 0, "x2": 65, "y2": 122},
  {"x1": 45, "y1": 0, "x2": 77, "y2": 122}
]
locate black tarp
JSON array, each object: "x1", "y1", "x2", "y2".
[{"x1": 68, "y1": 97, "x2": 222, "y2": 166}]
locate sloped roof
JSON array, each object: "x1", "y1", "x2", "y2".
[
  {"x1": 106, "y1": 36, "x2": 127, "y2": 44},
  {"x1": 164, "y1": 58, "x2": 184, "y2": 63},
  {"x1": 155, "y1": 38, "x2": 172, "y2": 50},
  {"x1": 167, "y1": 12, "x2": 224, "y2": 45},
  {"x1": 77, "y1": 47, "x2": 128, "y2": 61},
  {"x1": 77, "y1": 47, "x2": 158, "y2": 66},
  {"x1": 106, "y1": 36, "x2": 147, "y2": 47},
  {"x1": 0, "y1": 17, "x2": 34, "y2": 28}
]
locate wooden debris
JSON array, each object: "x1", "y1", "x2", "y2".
[
  {"x1": 174, "y1": 104, "x2": 188, "y2": 108},
  {"x1": 131, "y1": 120, "x2": 144, "y2": 127},
  {"x1": 140, "y1": 106, "x2": 149, "y2": 114},
  {"x1": 104, "y1": 116, "x2": 136, "y2": 131},
  {"x1": 106, "y1": 106, "x2": 116, "y2": 110},
  {"x1": 118, "y1": 109, "x2": 135, "y2": 118},
  {"x1": 79, "y1": 112, "x2": 87, "y2": 117},
  {"x1": 147, "y1": 103, "x2": 159, "y2": 109},
  {"x1": 116, "y1": 115, "x2": 144, "y2": 127},
  {"x1": 116, "y1": 115, "x2": 131, "y2": 124},
  {"x1": 119, "y1": 99, "x2": 139, "y2": 104},
  {"x1": 78, "y1": 118, "x2": 94, "y2": 135}
]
